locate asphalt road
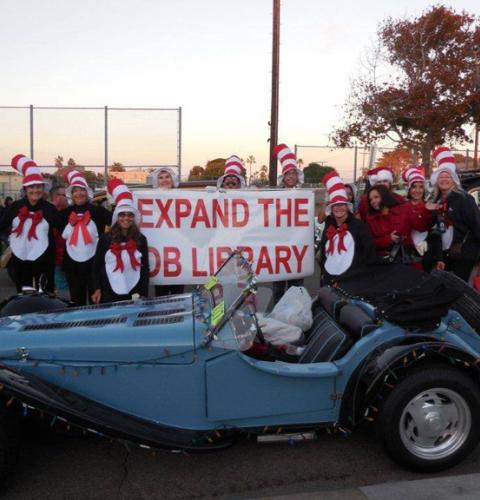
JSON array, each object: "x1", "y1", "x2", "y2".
[{"x1": 1, "y1": 268, "x2": 480, "y2": 499}]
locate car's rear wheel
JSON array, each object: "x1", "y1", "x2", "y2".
[{"x1": 378, "y1": 366, "x2": 480, "y2": 472}]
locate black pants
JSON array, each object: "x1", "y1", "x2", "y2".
[
  {"x1": 154, "y1": 285, "x2": 185, "y2": 297},
  {"x1": 272, "y1": 278, "x2": 304, "y2": 304},
  {"x1": 445, "y1": 257, "x2": 476, "y2": 283},
  {"x1": 66, "y1": 268, "x2": 96, "y2": 306},
  {"x1": 11, "y1": 254, "x2": 55, "y2": 293}
]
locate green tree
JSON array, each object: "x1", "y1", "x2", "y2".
[
  {"x1": 109, "y1": 162, "x2": 125, "y2": 172},
  {"x1": 204, "y1": 158, "x2": 226, "y2": 180},
  {"x1": 304, "y1": 163, "x2": 334, "y2": 184},
  {"x1": 188, "y1": 165, "x2": 205, "y2": 180}
]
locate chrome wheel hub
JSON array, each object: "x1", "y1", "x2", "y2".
[{"x1": 399, "y1": 388, "x2": 471, "y2": 460}]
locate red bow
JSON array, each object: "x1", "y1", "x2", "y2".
[
  {"x1": 326, "y1": 223, "x2": 348, "y2": 255},
  {"x1": 68, "y1": 210, "x2": 93, "y2": 246},
  {"x1": 12, "y1": 206, "x2": 43, "y2": 240},
  {"x1": 110, "y1": 240, "x2": 141, "y2": 272}
]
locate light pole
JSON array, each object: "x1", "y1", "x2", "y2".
[{"x1": 268, "y1": 0, "x2": 281, "y2": 186}]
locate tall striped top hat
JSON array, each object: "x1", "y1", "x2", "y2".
[
  {"x1": 217, "y1": 155, "x2": 246, "y2": 188},
  {"x1": 11, "y1": 154, "x2": 46, "y2": 187},
  {"x1": 322, "y1": 170, "x2": 353, "y2": 215},
  {"x1": 402, "y1": 166, "x2": 425, "y2": 189},
  {"x1": 108, "y1": 178, "x2": 140, "y2": 225},
  {"x1": 368, "y1": 166, "x2": 394, "y2": 186},
  {"x1": 431, "y1": 146, "x2": 460, "y2": 187},
  {"x1": 65, "y1": 169, "x2": 93, "y2": 200},
  {"x1": 274, "y1": 144, "x2": 304, "y2": 187}
]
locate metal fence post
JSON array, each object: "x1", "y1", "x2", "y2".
[
  {"x1": 353, "y1": 144, "x2": 358, "y2": 182},
  {"x1": 178, "y1": 106, "x2": 182, "y2": 180},
  {"x1": 29, "y1": 104, "x2": 34, "y2": 160},
  {"x1": 104, "y1": 106, "x2": 108, "y2": 183},
  {"x1": 466, "y1": 148, "x2": 470, "y2": 169}
]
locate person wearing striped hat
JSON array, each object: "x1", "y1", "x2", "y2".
[
  {"x1": 319, "y1": 170, "x2": 376, "y2": 285},
  {"x1": 425, "y1": 146, "x2": 480, "y2": 281},
  {"x1": 0, "y1": 154, "x2": 62, "y2": 292},
  {"x1": 217, "y1": 156, "x2": 246, "y2": 189},
  {"x1": 271, "y1": 144, "x2": 305, "y2": 301},
  {"x1": 59, "y1": 169, "x2": 112, "y2": 305},
  {"x1": 91, "y1": 178, "x2": 149, "y2": 304},
  {"x1": 274, "y1": 144, "x2": 304, "y2": 188},
  {"x1": 358, "y1": 165, "x2": 405, "y2": 221}
]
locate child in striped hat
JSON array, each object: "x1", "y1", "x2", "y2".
[
  {"x1": 0, "y1": 154, "x2": 60, "y2": 292},
  {"x1": 91, "y1": 178, "x2": 149, "y2": 304},
  {"x1": 274, "y1": 144, "x2": 304, "y2": 188},
  {"x1": 320, "y1": 170, "x2": 375, "y2": 285},
  {"x1": 217, "y1": 156, "x2": 246, "y2": 189}
]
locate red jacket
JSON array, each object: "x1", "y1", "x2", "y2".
[
  {"x1": 366, "y1": 203, "x2": 425, "y2": 255},
  {"x1": 407, "y1": 200, "x2": 433, "y2": 232}
]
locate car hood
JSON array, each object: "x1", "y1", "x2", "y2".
[{"x1": 0, "y1": 294, "x2": 198, "y2": 364}]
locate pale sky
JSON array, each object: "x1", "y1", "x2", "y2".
[{"x1": 1, "y1": 0, "x2": 478, "y2": 181}]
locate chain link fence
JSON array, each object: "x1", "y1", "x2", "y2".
[{"x1": 0, "y1": 105, "x2": 182, "y2": 199}]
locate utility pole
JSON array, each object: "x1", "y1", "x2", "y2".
[
  {"x1": 268, "y1": 0, "x2": 281, "y2": 186},
  {"x1": 474, "y1": 124, "x2": 479, "y2": 170}
]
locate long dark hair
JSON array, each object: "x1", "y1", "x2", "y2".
[
  {"x1": 110, "y1": 221, "x2": 142, "y2": 244},
  {"x1": 367, "y1": 184, "x2": 399, "y2": 212}
]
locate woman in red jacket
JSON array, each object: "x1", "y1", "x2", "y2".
[{"x1": 366, "y1": 184, "x2": 425, "y2": 268}]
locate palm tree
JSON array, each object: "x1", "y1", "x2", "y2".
[
  {"x1": 246, "y1": 155, "x2": 256, "y2": 184},
  {"x1": 297, "y1": 158, "x2": 304, "y2": 169}
]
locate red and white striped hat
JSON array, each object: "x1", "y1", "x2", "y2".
[
  {"x1": 368, "y1": 166, "x2": 394, "y2": 186},
  {"x1": 322, "y1": 170, "x2": 353, "y2": 215},
  {"x1": 431, "y1": 146, "x2": 460, "y2": 186},
  {"x1": 217, "y1": 155, "x2": 246, "y2": 188},
  {"x1": 274, "y1": 144, "x2": 304, "y2": 187},
  {"x1": 65, "y1": 169, "x2": 93, "y2": 200},
  {"x1": 108, "y1": 178, "x2": 140, "y2": 225},
  {"x1": 11, "y1": 154, "x2": 46, "y2": 187},
  {"x1": 402, "y1": 166, "x2": 425, "y2": 189}
]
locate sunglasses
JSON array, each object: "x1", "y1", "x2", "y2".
[{"x1": 118, "y1": 212, "x2": 135, "y2": 218}]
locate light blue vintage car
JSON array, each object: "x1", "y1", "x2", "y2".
[{"x1": 0, "y1": 251, "x2": 480, "y2": 479}]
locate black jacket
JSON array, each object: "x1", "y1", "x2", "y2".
[
  {"x1": 92, "y1": 232, "x2": 149, "y2": 302},
  {"x1": 435, "y1": 190, "x2": 480, "y2": 261},
  {"x1": 320, "y1": 213, "x2": 377, "y2": 285},
  {"x1": 0, "y1": 198, "x2": 62, "y2": 262},
  {"x1": 59, "y1": 203, "x2": 112, "y2": 272}
]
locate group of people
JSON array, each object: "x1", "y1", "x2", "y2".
[
  {"x1": 0, "y1": 143, "x2": 479, "y2": 308},
  {"x1": 319, "y1": 146, "x2": 480, "y2": 287},
  {"x1": 0, "y1": 155, "x2": 152, "y2": 305}
]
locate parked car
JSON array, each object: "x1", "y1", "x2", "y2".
[{"x1": 0, "y1": 252, "x2": 480, "y2": 481}]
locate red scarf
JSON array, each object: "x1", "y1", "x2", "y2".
[
  {"x1": 12, "y1": 206, "x2": 43, "y2": 240},
  {"x1": 438, "y1": 197, "x2": 453, "y2": 227},
  {"x1": 68, "y1": 210, "x2": 93, "y2": 246},
  {"x1": 110, "y1": 240, "x2": 141, "y2": 272},
  {"x1": 326, "y1": 223, "x2": 348, "y2": 255}
]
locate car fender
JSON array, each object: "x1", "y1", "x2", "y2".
[{"x1": 338, "y1": 337, "x2": 480, "y2": 428}]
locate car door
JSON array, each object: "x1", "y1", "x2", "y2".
[{"x1": 205, "y1": 351, "x2": 338, "y2": 425}]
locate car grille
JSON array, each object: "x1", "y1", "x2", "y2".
[
  {"x1": 22, "y1": 317, "x2": 128, "y2": 331},
  {"x1": 133, "y1": 316, "x2": 185, "y2": 327}
]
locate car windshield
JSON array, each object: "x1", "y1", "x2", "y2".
[{"x1": 201, "y1": 251, "x2": 258, "y2": 351}]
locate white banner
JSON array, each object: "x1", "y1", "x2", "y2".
[{"x1": 134, "y1": 189, "x2": 315, "y2": 285}]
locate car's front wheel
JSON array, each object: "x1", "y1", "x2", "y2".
[{"x1": 378, "y1": 366, "x2": 480, "y2": 472}]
